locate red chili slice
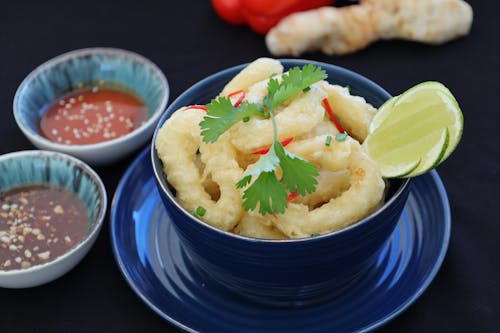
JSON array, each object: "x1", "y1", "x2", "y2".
[
  {"x1": 186, "y1": 105, "x2": 208, "y2": 112},
  {"x1": 286, "y1": 191, "x2": 299, "y2": 203},
  {"x1": 322, "y1": 98, "x2": 345, "y2": 133},
  {"x1": 251, "y1": 137, "x2": 294, "y2": 155},
  {"x1": 227, "y1": 89, "x2": 246, "y2": 107}
]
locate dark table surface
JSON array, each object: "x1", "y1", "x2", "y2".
[{"x1": 1, "y1": 0, "x2": 498, "y2": 332}]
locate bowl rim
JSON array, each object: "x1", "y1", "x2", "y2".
[
  {"x1": 0, "y1": 150, "x2": 107, "y2": 275},
  {"x1": 13, "y1": 47, "x2": 169, "y2": 152},
  {"x1": 151, "y1": 58, "x2": 411, "y2": 244}
]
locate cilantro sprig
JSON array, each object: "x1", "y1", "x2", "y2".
[
  {"x1": 236, "y1": 141, "x2": 318, "y2": 214},
  {"x1": 264, "y1": 64, "x2": 327, "y2": 111},
  {"x1": 200, "y1": 98, "x2": 264, "y2": 143},
  {"x1": 199, "y1": 64, "x2": 327, "y2": 215}
]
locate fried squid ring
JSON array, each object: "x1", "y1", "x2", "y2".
[
  {"x1": 234, "y1": 213, "x2": 287, "y2": 239},
  {"x1": 297, "y1": 115, "x2": 341, "y2": 140},
  {"x1": 287, "y1": 134, "x2": 352, "y2": 171},
  {"x1": 220, "y1": 58, "x2": 284, "y2": 97},
  {"x1": 294, "y1": 169, "x2": 351, "y2": 209},
  {"x1": 231, "y1": 84, "x2": 327, "y2": 152},
  {"x1": 321, "y1": 82, "x2": 376, "y2": 142},
  {"x1": 270, "y1": 137, "x2": 385, "y2": 238},
  {"x1": 155, "y1": 108, "x2": 244, "y2": 230}
]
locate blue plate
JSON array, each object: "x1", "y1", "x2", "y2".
[{"x1": 111, "y1": 147, "x2": 451, "y2": 333}]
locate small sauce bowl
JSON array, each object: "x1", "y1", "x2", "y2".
[
  {"x1": 0, "y1": 150, "x2": 107, "y2": 288},
  {"x1": 13, "y1": 48, "x2": 169, "y2": 166}
]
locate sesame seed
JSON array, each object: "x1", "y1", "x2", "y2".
[
  {"x1": 53, "y1": 205, "x2": 64, "y2": 214},
  {"x1": 38, "y1": 251, "x2": 50, "y2": 260}
]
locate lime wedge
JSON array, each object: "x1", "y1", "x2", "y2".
[
  {"x1": 368, "y1": 96, "x2": 398, "y2": 133},
  {"x1": 365, "y1": 82, "x2": 463, "y2": 178}
]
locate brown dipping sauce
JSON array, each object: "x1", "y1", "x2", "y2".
[
  {"x1": 0, "y1": 185, "x2": 89, "y2": 270},
  {"x1": 39, "y1": 84, "x2": 148, "y2": 145}
]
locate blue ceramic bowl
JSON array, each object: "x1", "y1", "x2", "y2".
[
  {"x1": 0, "y1": 150, "x2": 107, "y2": 288},
  {"x1": 151, "y1": 60, "x2": 411, "y2": 307},
  {"x1": 14, "y1": 48, "x2": 169, "y2": 166}
]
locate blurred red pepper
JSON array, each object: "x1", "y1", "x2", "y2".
[{"x1": 211, "y1": 0, "x2": 334, "y2": 34}]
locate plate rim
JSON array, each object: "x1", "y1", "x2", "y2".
[{"x1": 110, "y1": 147, "x2": 451, "y2": 333}]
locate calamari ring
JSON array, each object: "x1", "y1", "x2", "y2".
[
  {"x1": 220, "y1": 58, "x2": 284, "y2": 97},
  {"x1": 234, "y1": 213, "x2": 287, "y2": 239},
  {"x1": 297, "y1": 116, "x2": 341, "y2": 140},
  {"x1": 231, "y1": 84, "x2": 327, "y2": 152},
  {"x1": 286, "y1": 134, "x2": 352, "y2": 171},
  {"x1": 155, "y1": 108, "x2": 244, "y2": 230},
  {"x1": 270, "y1": 137, "x2": 385, "y2": 238},
  {"x1": 294, "y1": 169, "x2": 351, "y2": 209},
  {"x1": 321, "y1": 82, "x2": 376, "y2": 142}
]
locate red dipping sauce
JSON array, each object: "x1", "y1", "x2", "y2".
[{"x1": 40, "y1": 84, "x2": 148, "y2": 145}]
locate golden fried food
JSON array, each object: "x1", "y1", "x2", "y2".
[
  {"x1": 231, "y1": 83, "x2": 326, "y2": 152},
  {"x1": 220, "y1": 57, "x2": 283, "y2": 96},
  {"x1": 156, "y1": 58, "x2": 385, "y2": 239},
  {"x1": 234, "y1": 213, "x2": 287, "y2": 239},
  {"x1": 156, "y1": 108, "x2": 244, "y2": 230},
  {"x1": 321, "y1": 82, "x2": 376, "y2": 142},
  {"x1": 271, "y1": 138, "x2": 385, "y2": 238}
]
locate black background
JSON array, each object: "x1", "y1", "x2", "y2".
[{"x1": 1, "y1": 0, "x2": 498, "y2": 332}]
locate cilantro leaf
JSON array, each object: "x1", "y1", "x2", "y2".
[
  {"x1": 200, "y1": 98, "x2": 263, "y2": 143},
  {"x1": 274, "y1": 143, "x2": 318, "y2": 196},
  {"x1": 236, "y1": 142, "x2": 281, "y2": 189},
  {"x1": 238, "y1": 141, "x2": 318, "y2": 215},
  {"x1": 200, "y1": 64, "x2": 326, "y2": 216},
  {"x1": 265, "y1": 64, "x2": 327, "y2": 110},
  {"x1": 241, "y1": 171, "x2": 288, "y2": 215}
]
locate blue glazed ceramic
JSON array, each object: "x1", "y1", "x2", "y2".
[
  {"x1": 151, "y1": 60, "x2": 411, "y2": 307},
  {"x1": 112, "y1": 147, "x2": 450, "y2": 332},
  {"x1": 0, "y1": 150, "x2": 107, "y2": 288},
  {"x1": 13, "y1": 48, "x2": 169, "y2": 165}
]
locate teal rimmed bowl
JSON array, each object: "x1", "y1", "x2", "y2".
[
  {"x1": 0, "y1": 150, "x2": 107, "y2": 288},
  {"x1": 13, "y1": 48, "x2": 169, "y2": 166}
]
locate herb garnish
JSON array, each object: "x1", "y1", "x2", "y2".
[
  {"x1": 325, "y1": 135, "x2": 332, "y2": 147},
  {"x1": 193, "y1": 206, "x2": 206, "y2": 218},
  {"x1": 200, "y1": 64, "x2": 327, "y2": 215}
]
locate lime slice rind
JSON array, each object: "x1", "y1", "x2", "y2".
[
  {"x1": 407, "y1": 128, "x2": 449, "y2": 177},
  {"x1": 435, "y1": 90, "x2": 463, "y2": 163},
  {"x1": 379, "y1": 159, "x2": 421, "y2": 179},
  {"x1": 369, "y1": 96, "x2": 398, "y2": 133}
]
